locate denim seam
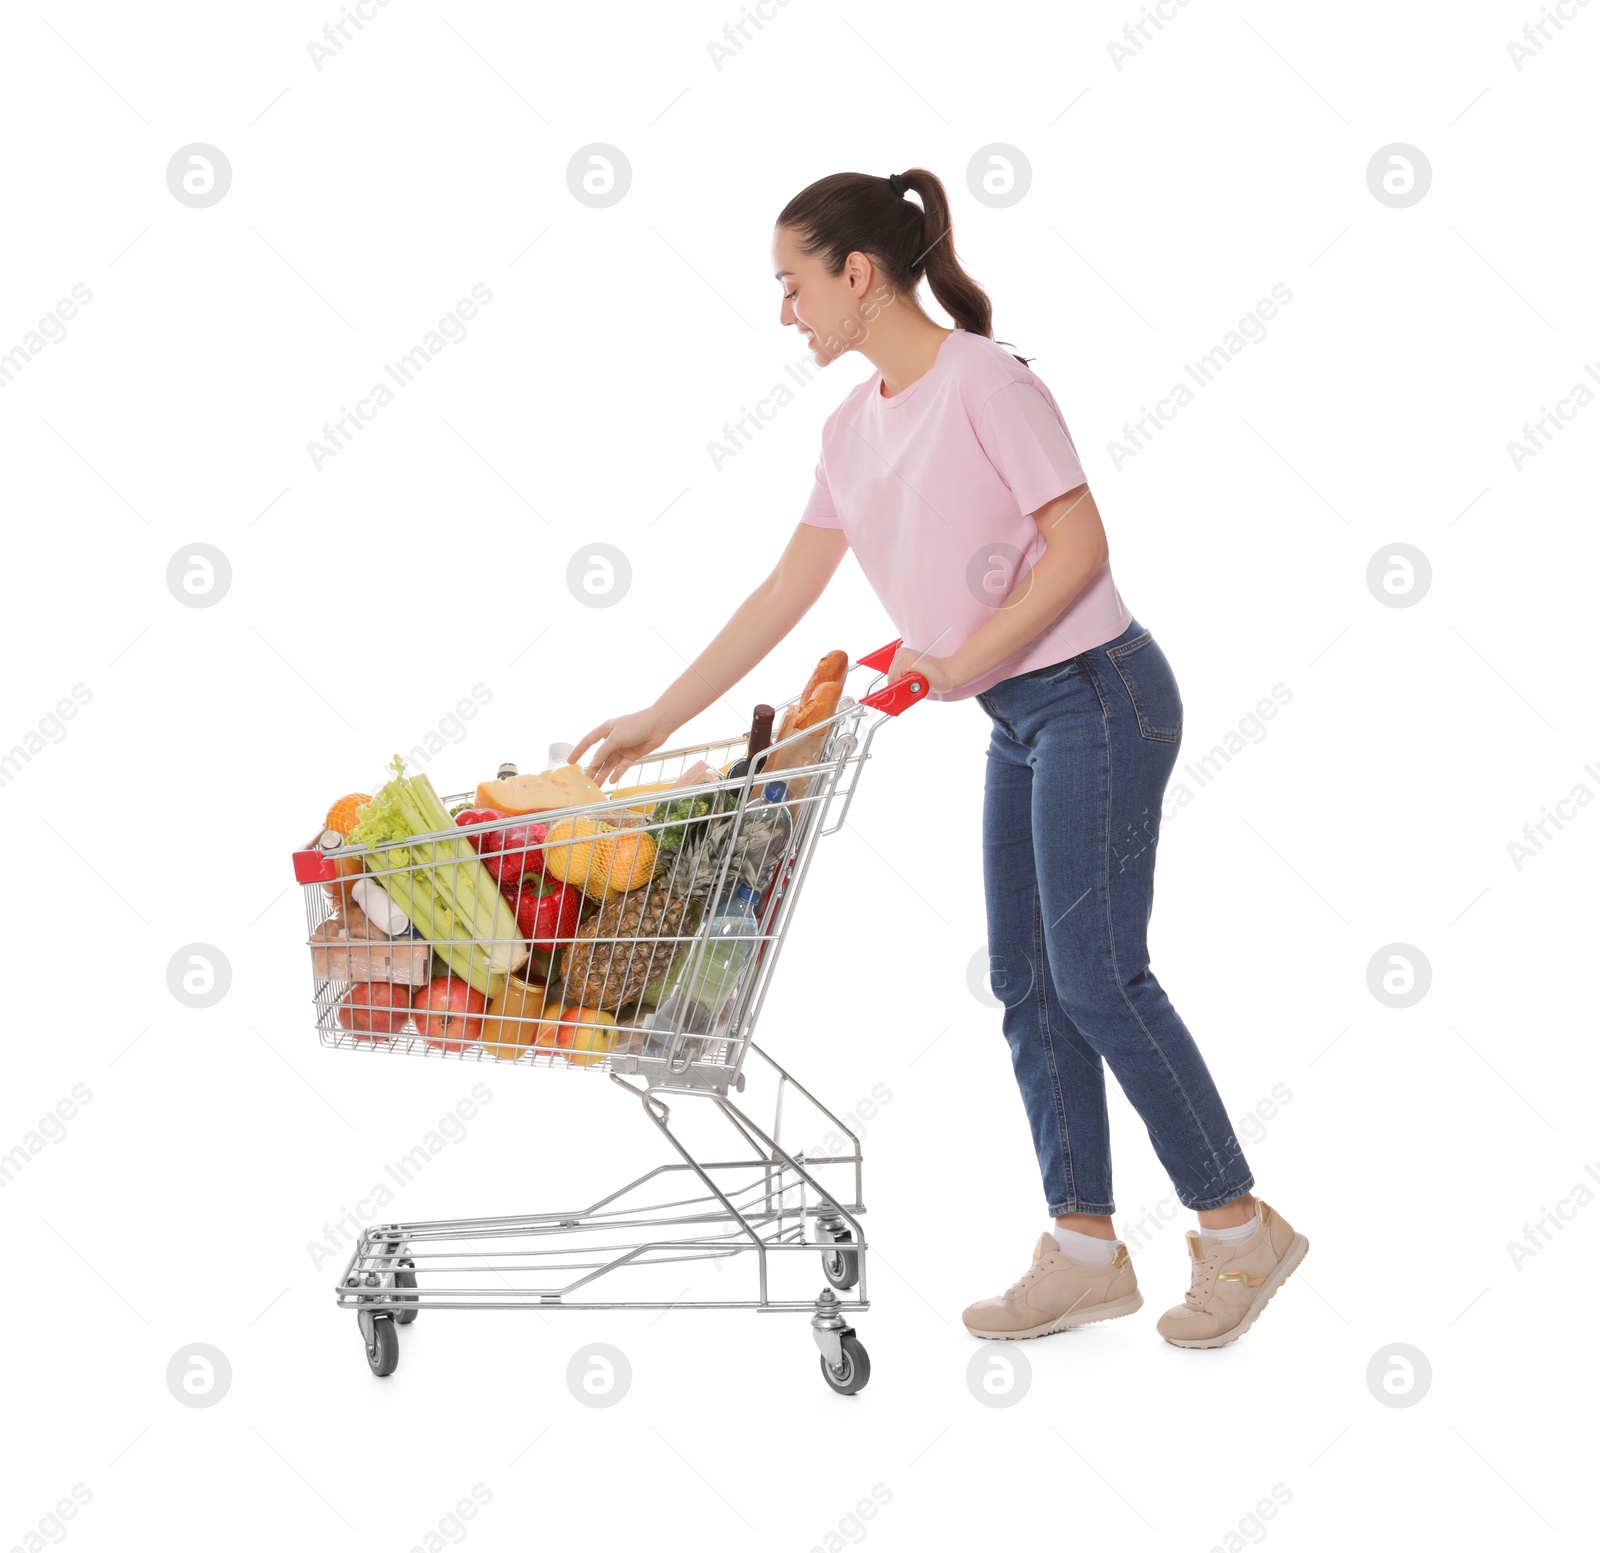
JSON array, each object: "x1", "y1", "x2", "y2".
[
  {"x1": 1007, "y1": 654, "x2": 1078, "y2": 686},
  {"x1": 1173, "y1": 1128, "x2": 1256, "y2": 1209},
  {"x1": 1032, "y1": 879, "x2": 1079, "y2": 1209},
  {"x1": 1184, "y1": 1179, "x2": 1257, "y2": 1213},
  {"x1": 987, "y1": 703, "x2": 1020, "y2": 746},
  {"x1": 1082, "y1": 653, "x2": 1233, "y2": 1200},
  {"x1": 1104, "y1": 630, "x2": 1152, "y2": 660},
  {"x1": 1105, "y1": 634, "x2": 1180, "y2": 743},
  {"x1": 1048, "y1": 1200, "x2": 1116, "y2": 1217}
]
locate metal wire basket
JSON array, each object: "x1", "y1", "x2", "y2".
[{"x1": 288, "y1": 641, "x2": 927, "y2": 1389}]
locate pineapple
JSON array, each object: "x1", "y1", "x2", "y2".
[
  {"x1": 559, "y1": 781, "x2": 757, "y2": 1016},
  {"x1": 558, "y1": 879, "x2": 699, "y2": 1013}
]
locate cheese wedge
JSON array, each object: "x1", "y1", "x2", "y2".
[
  {"x1": 476, "y1": 763, "x2": 603, "y2": 815},
  {"x1": 607, "y1": 780, "x2": 676, "y2": 812}
]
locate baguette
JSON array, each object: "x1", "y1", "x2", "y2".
[
  {"x1": 799, "y1": 649, "x2": 848, "y2": 704},
  {"x1": 774, "y1": 655, "x2": 845, "y2": 747},
  {"x1": 764, "y1": 649, "x2": 847, "y2": 817},
  {"x1": 794, "y1": 679, "x2": 842, "y2": 730},
  {"x1": 761, "y1": 681, "x2": 843, "y2": 807}
]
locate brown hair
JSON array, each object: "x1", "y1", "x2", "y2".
[{"x1": 776, "y1": 168, "x2": 1031, "y2": 367}]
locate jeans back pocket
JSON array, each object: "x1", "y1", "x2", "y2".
[{"x1": 1105, "y1": 631, "x2": 1182, "y2": 741}]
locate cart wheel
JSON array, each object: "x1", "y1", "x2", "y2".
[
  {"x1": 391, "y1": 1260, "x2": 418, "y2": 1324},
  {"x1": 821, "y1": 1243, "x2": 860, "y2": 1291},
  {"x1": 364, "y1": 1314, "x2": 399, "y2": 1377},
  {"x1": 818, "y1": 1335, "x2": 870, "y2": 1396}
]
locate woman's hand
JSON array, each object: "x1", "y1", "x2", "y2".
[
  {"x1": 884, "y1": 647, "x2": 962, "y2": 695},
  {"x1": 565, "y1": 524, "x2": 849, "y2": 789},
  {"x1": 570, "y1": 706, "x2": 676, "y2": 787}
]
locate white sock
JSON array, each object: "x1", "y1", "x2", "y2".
[
  {"x1": 1051, "y1": 1226, "x2": 1118, "y2": 1264},
  {"x1": 1200, "y1": 1215, "x2": 1256, "y2": 1246}
]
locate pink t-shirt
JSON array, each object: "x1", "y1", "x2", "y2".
[{"x1": 800, "y1": 328, "x2": 1130, "y2": 702}]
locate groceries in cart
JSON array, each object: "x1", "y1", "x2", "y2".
[
  {"x1": 640, "y1": 781, "x2": 794, "y2": 1060},
  {"x1": 298, "y1": 646, "x2": 866, "y2": 1073},
  {"x1": 302, "y1": 641, "x2": 931, "y2": 1386}
]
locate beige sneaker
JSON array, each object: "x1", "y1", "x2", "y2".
[
  {"x1": 1156, "y1": 1199, "x2": 1309, "y2": 1349},
  {"x1": 962, "y1": 1234, "x2": 1144, "y2": 1340}
]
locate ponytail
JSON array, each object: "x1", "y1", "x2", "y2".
[{"x1": 775, "y1": 168, "x2": 1031, "y2": 367}]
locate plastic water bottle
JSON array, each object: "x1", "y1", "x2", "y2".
[
  {"x1": 756, "y1": 781, "x2": 793, "y2": 887},
  {"x1": 643, "y1": 883, "x2": 762, "y2": 1059},
  {"x1": 737, "y1": 781, "x2": 792, "y2": 899}
]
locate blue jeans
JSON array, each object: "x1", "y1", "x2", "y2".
[{"x1": 977, "y1": 617, "x2": 1254, "y2": 1216}]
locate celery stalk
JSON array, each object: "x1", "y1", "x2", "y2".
[
  {"x1": 349, "y1": 759, "x2": 524, "y2": 995},
  {"x1": 431, "y1": 830, "x2": 521, "y2": 979},
  {"x1": 384, "y1": 859, "x2": 495, "y2": 993},
  {"x1": 410, "y1": 773, "x2": 457, "y2": 832}
]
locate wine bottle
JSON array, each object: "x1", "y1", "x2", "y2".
[{"x1": 727, "y1": 704, "x2": 775, "y2": 781}]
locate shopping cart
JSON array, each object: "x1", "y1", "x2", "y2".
[{"x1": 290, "y1": 642, "x2": 927, "y2": 1392}]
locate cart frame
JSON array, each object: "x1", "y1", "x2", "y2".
[{"x1": 293, "y1": 643, "x2": 927, "y2": 1392}]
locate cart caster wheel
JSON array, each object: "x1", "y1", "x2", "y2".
[
  {"x1": 819, "y1": 1335, "x2": 870, "y2": 1396},
  {"x1": 392, "y1": 1261, "x2": 418, "y2": 1325},
  {"x1": 364, "y1": 1315, "x2": 400, "y2": 1377},
  {"x1": 821, "y1": 1242, "x2": 860, "y2": 1291}
]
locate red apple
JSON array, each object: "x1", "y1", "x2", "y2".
[
  {"x1": 553, "y1": 1007, "x2": 617, "y2": 1068},
  {"x1": 337, "y1": 981, "x2": 412, "y2": 1041},
  {"x1": 456, "y1": 811, "x2": 548, "y2": 885},
  {"x1": 416, "y1": 975, "x2": 487, "y2": 1051}
]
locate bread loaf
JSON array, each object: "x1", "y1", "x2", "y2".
[
  {"x1": 762, "y1": 681, "x2": 844, "y2": 804},
  {"x1": 761, "y1": 647, "x2": 849, "y2": 817},
  {"x1": 799, "y1": 650, "x2": 848, "y2": 704},
  {"x1": 774, "y1": 650, "x2": 846, "y2": 747},
  {"x1": 795, "y1": 679, "x2": 842, "y2": 730}
]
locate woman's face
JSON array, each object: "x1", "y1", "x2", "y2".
[{"x1": 772, "y1": 225, "x2": 878, "y2": 364}]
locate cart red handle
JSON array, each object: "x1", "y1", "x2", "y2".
[
  {"x1": 856, "y1": 639, "x2": 902, "y2": 673},
  {"x1": 856, "y1": 638, "x2": 931, "y2": 716},
  {"x1": 293, "y1": 846, "x2": 340, "y2": 884}
]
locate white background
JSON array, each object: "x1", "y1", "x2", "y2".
[{"x1": 2, "y1": 1, "x2": 1595, "y2": 1549}]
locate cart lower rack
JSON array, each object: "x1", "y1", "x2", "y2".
[{"x1": 292, "y1": 642, "x2": 927, "y2": 1392}]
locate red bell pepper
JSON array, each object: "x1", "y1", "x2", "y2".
[{"x1": 503, "y1": 872, "x2": 579, "y2": 952}]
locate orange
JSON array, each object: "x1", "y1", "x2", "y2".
[
  {"x1": 322, "y1": 793, "x2": 372, "y2": 914},
  {"x1": 602, "y1": 829, "x2": 656, "y2": 896},
  {"x1": 545, "y1": 818, "x2": 657, "y2": 900},
  {"x1": 325, "y1": 793, "x2": 371, "y2": 836}
]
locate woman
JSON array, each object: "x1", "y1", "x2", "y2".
[{"x1": 573, "y1": 168, "x2": 1309, "y2": 1350}]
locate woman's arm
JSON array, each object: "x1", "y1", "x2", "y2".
[
  {"x1": 887, "y1": 484, "x2": 1110, "y2": 691},
  {"x1": 571, "y1": 521, "x2": 850, "y2": 785}
]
